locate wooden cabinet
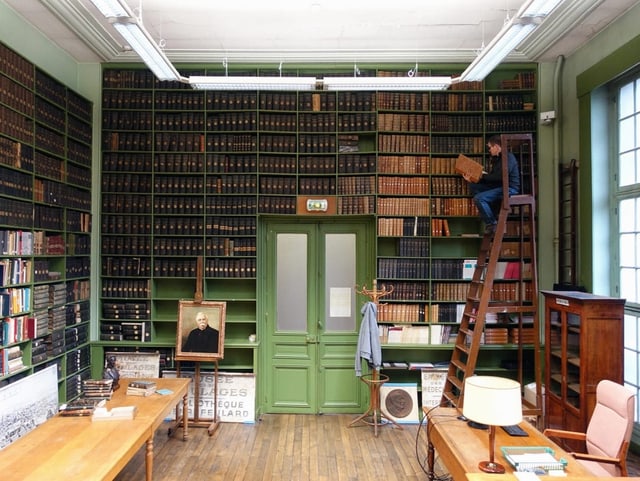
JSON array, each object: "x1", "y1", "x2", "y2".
[{"x1": 542, "y1": 290, "x2": 624, "y2": 446}]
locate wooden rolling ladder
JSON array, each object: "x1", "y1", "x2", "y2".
[{"x1": 440, "y1": 133, "x2": 543, "y2": 422}]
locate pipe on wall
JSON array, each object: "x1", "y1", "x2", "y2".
[{"x1": 552, "y1": 54, "x2": 565, "y2": 283}]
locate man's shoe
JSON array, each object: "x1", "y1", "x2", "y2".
[{"x1": 484, "y1": 223, "x2": 497, "y2": 234}]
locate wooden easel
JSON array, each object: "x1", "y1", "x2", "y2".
[
  {"x1": 350, "y1": 280, "x2": 401, "y2": 436},
  {"x1": 177, "y1": 256, "x2": 220, "y2": 436}
]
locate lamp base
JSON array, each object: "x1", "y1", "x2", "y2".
[{"x1": 478, "y1": 461, "x2": 506, "y2": 474}]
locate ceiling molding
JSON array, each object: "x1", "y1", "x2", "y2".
[
  {"x1": 520, "y1": 0, "x2": 604, "y2": 60},
  {"x1": 41, "y1": 0, "x2": 124, "y2": 60}
]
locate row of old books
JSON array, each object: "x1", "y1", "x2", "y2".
[
  {"x1": 257, "y1": 196, "x2": 296, "y2": 214},
  {"x1": 299, "y1": 156, "x2": 337, "y2": 173},
  {"x1": 68, "y1": 138, "x2": 92, "y2": 167},
  {"x1": 103, "y1": 110, "x2": 153, "y2": 130},
  {"x1": 377, "y1": 217, "x2": 430, "y2": 237},
  {"x1": 0, "y1": 258, "x2": 32, "y2": 285},
  {"x1": 500, "y1": 72, "x2": 536, "y2": 89},
  {"x1": 298, "y1": 177, "x2": 336, "y2": 195},
  {"x1": 66, "y1": 161, "x2": 92, "y2": 187},
  {"x1": 378, "y1": 113, "x2": 430, "y2": 132},
  {"x1": 0, "y1": 198, "x2": 32, "y2": 228},
  {"x1": 103, "y1": 131, "x2": 151, "y2": 151},
  {"x1": 430, "y1": 135, "x2": 485, "y2": 153},
  {"x1": 380, "y1": 324, "x2": 455, "y2": 345},
  {"x1": 431, "y1": 92, "x2": 484, "y2": 112},
  {"x1": 154, "y1": 132, "x2": 205, "y2": 152},
  {"x1": 377, "y1": 92, "x2": 430, "y2": 111},
  {"x1": 205, "y1": 258, "x2": 256, "y2": 278},
  {"x1": 378, "y1": 155, "x2": 429, "y2": 174},
  {"x1": 0, "y1": 138, "x2": 33, "y2": 171},
  {"x1": 208, "y1": 217, "x2": 257, "y2": 235},
  {"x1": 154, "y1": 91, "x2": 205, "y2": 110},
  {"x1": 378, "y1": 133, "x2": 429, "y2": 153},
  {"x1": 102, "y1": 301, "x2": 150, "y2": 319},
  {"x1": 153, "y1": 237, "x2": 203, "y2": 256},
  {"x1": 0, "y1": 104, "x2": 32, "y2": 143},
  {"x1": 206, "y1": 237, "x2": 256, "y2": 257},
  {"x1": 378, "y1": 176, "x2": 429, "y2": 196},
  {"x1": 102, "y1": 173, "x2": 152, "y2": 192},
  {"x1": 430, "y1": 197, "x2": 477, "y2": 216},
  {"x1": 205, "y1": 197, "x2": 259, "y2": 215},
  {"x1": 208, "y1": 112, "x2": 257, "y2": 131},
  {"x1": 66, "y1": 345, "x2": 91, "y2": 377},
  {"x1": 103, "y1": 89, "x2": 153, "y2": 109},
  {"x1": 487, "y1": 94, "x2": 532, "y2": 111},
  {"x1": 207, "y1": 154, "x2": 255, "y2": 173},
  {"x1": 35, "y1": 69, "x2": 66, "y2": 107},
  {"x1": 1, "y1": 345, "x2": 25, "y2": 375},
  {"x1": 102, "y1": 152, "x2": 152, "y2": 173},
  {"x1": 383, "y1": 281, "x2": 428, "y2": 301},
  {"x1": 208, "y1": 133, "x2": 257, "y2": 152},
  {"x1": 258, "y1": 176, "x2": 296, "y2": 194},
  {"x1": 485, "y1": 114, "x2": 537, "y2": 132},
  {"x1": 100, "y1": 321, "x2": 151, "y2": 342},
  {"x1": 378, "y1": 258, "x2": 430, "y2": 279},
  {"x1": 336, "y1": 196, "x2": 375, "y2": 215},
  {"x1": 431, "y1": 114, "x2": 483, "y2": 132},
  {"x1": 430, "y1": 218, "x2": 451, "y2": 237},
  {"x1": 0, "y1": 42, "x2": 34, "y2": 88},
  {"x1": 337, "y1": 175, "x2": 376, "y2": 195},
  {"x1": 102, "y1": 194, "x2": 151, "y2": 214},
  {"x1": 35, "y1": 124, "x2": 65, "y2": 156},
  {"x1": 102, "y1": 257, "x2": 151, "y2": 277},
  {"x1": 102, "y1": 235, "x2": 150, "y2": 255},
  {"x1": 431, "y1": 176, "x2": 468, "y2": 196},
  {"x1": 66, "y1": 211, "x2": 91, "y2": 234},
  {"x1": 0, "y1": 165, "x2": 32, "y2": 199},
  {"x1": 378, "y1": 303, "x2": 426, "y2": 323},
  {"x1": 206, "y1": 91, "x2": 257, "y2": 110},
  {"x1": 153, "y1": 259, "x2": 197, "y2": 277},
  {"x1": 35, "y1": 96, "x2": 65, "y2": 131},
  {"x1": 0, "y1": 230, "x2": 34, "y2": 256},
  {"x1": 101, "y1": 214, "x2": 151, "y2": 235},
  {"x1": 101, "y1": 279, "x2": 151, "y2": 299},
  {"x1": 398, "y1": 237, "x2": 430, "y2": 257},
  {"x1": 153, "y1": 197, "x2": 207, "y2": 214},
  {"x1": 34, "y1": 178, "x2": 91, "y2": 210},
  {"x1": 66, "y1": 257, "x2": 90, "y2": 278},
  {"x1": 377, "y1": 197, "x2": 430, "y2": 216},
  {"x1": 0, "y1": 70, "x2": 34, "y2": 116}
]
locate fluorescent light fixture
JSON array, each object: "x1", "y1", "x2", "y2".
[
  {"x1": 457, "y1": 0, "x2": 564, "y2": 82},
  {"x1": 322, "y1": 76, "x2": 452, "y2": 91},
  {"x1": 457, "y1": 18, "x2": 538, "y2": 82},
  {"x1": 111, "y1": 19, "x2": 182, "y2": 81},
  {"x1": 519, "y1": 0, "x2": 563, "y2": 17},
  {"x1": 88, "y1": 0, "x2": 129, "y2": 18},
  {"x1": 189, "y1": 76, "x2": 318, "y2": 91},
  {"x1": 89, "y1": 0, "x2": 182, "y2": 82}
]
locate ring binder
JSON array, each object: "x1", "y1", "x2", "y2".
[{"x1": 500, "y1": 446, "x2": 568, "y2": 472}]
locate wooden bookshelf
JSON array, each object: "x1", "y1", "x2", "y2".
[
  {"x1": 0, "y1": 40, "x2": 92, "y2": 402},
  {"x1": 96, "y1": 64, "x2": 538, "y2": 390}
]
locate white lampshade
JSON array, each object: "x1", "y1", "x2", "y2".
[{"x1": 462, "y1": 376, "x2": 522, "y2": 426}]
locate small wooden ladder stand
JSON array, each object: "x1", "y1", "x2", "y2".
[{"x1": 440, "y1": 133, "x2": 543, "y2": 424}]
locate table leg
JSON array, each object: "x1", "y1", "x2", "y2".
[
  {"x1": 427, "y1": 439, "x2": 435, "y2": 481},
  {"x1": 145, "y1": 436, "x2": 154, "y2": 481},
  {"x1": 182, "y1": 392, "x2": 189, "y2": 441}
]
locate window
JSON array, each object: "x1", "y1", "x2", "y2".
[{"x1": 616, "y1": 74, "x2": 640, "y2": 420}]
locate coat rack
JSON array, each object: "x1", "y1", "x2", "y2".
[{"x1": 350, "y1": 280, "x2": 400, "y2": 436}]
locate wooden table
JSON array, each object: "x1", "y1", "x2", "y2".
[
  {"x1": 0, "y1": 377, "x2": 190, "y2": 481},
  {"x1": 425, "y1": 407, "x2": 594, "y2": 481}
]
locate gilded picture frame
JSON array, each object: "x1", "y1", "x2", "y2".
[{"x1": 176, "y1": 300, "x2": 226, "y2": 361}]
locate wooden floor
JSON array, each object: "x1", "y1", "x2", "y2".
[
  {"x1": 114, "y1": 413, "x2": 640, "y2": 481},
  {"x1": 114, "y1": 414, "x2": 434, "y2": 481}
]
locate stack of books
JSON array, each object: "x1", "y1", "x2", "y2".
[
  {"x1": 82, "y1": 379, "x2": 114, "y2": 401},
  {"x1": 126, "y1": 380, "x2": 156, "y2": 397},
  {"x1": 59, "y1": 398, "x2": 105, "y2": 417}
]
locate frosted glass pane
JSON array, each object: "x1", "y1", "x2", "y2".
[
  {"x1": 620, "y1": 82, "x2": 634, "y2": 118},
  {"x1": 620, "y1": 267, "x2": 637, "y2": 302},
  {"x1": 276, "y1": 233, "x2": 307, "y2": 331},
  {"x1": 619, "y1": 151, "x2": 635, "y2": 187},
  {"x1": 624, "y1": 314, "x2": 638, "y2": 350},
  {"x1": 619, "y1": 199, "x2": 635, "y2": 232},
  {"x1": 620, "y1": 234, "x2": 636, "y2": 265},
  {"x1": 624, "y1": 349, "x2": 638, "y2": 384},
  {"x1": 325, "y1": 233, "x2": 356, "y2": 332},
  {"x1": 620, "y1": 117, "x2": 635, "y2": 152}
]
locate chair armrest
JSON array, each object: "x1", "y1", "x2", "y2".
[
  {"x1": 543, "y1": 428, "x2": 587, "y2": 441},
  {"x1": 570, "y1": 452, "x2": 621, "y2": 466}
]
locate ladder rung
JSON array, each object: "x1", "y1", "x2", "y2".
[
  {"x1": 451, "y1": 359, "x2": 467, "y2": 372},
  {"x1": 454, "y1": 344, "x2": 470, "y2": 356},
  {"x1": 446, "y1": 376, "x2": 463, "y2": 391}
]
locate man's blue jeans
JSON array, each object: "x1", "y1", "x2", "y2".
[{"x1": 469, "y1": 184, "x2": 519, "y2": 225}]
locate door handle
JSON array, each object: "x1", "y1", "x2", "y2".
[{"x1": 306, "y1": 335, "x2": 318, "y2": 344}]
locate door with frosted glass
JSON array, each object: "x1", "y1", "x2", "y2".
[{"x1": 262, "y1": 219, "x2": 373, "y2": 413}]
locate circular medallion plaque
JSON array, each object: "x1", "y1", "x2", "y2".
[{"x1": 384, "y1": 388, "x2": 413, "y2": 418}]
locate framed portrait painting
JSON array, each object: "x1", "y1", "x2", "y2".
[{"x1": 176, "y1": 300, "x2": 226, "y2": 361}]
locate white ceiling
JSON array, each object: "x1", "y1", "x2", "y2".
[{"x1": 4, "y1": 0, "x2": 640, "y2": 69}]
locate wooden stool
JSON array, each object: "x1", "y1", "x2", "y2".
[{"x1": 349, "y1": 371, "x2": 402, "y2": 437}]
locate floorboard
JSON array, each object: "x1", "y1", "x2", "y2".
[{"x1": 114, "y1": 413, "x2": 640, "y2": 480}]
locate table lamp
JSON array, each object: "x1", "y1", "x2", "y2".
[{"x1": 462, "y1": 376, "x2": 523, "y2": 474}]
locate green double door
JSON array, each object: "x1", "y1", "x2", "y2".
[{"x1": 261, "y1": 218, "x2": 373, "y2": 414}]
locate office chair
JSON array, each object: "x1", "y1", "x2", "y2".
[{"x1": 544, "y1": 379, "x2": 635, "y2": 476}]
